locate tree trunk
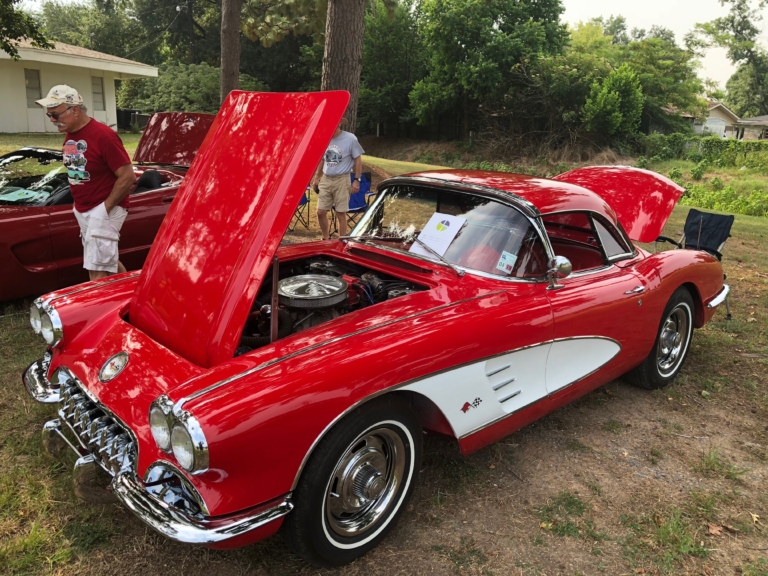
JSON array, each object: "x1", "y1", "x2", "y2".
[
  {"x1": 220, "y1": 0, "x2": 243, "y2": 104},
  {"x1": 321, "y1": 0, "x2": 366, "y2": 132}
]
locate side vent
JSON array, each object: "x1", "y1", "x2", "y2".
[{"x1": 485, "y1": 362, "x2": 522, "y2": 406}]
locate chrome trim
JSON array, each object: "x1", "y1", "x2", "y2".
[
  {"x1": 492, "y1": 376, "x2": 516, "y2": 391},
  {"x1": 707, "y1": 284, "x2": 730, "y2": 309},
  {"x1": 41, "y1": 303, "x2": 63, "y2": 347},
  {"x1": 149, "y1": 395, "x2": 174, "y2": 453},
  {"x1": 43, "y1": 418, "x2": 86, "y2": 457},
  {"x1": 565, "y1": 265, "x2": 613, "y2": 279},
  {"x1": 498, "y1": 389, "x2": 522, "y2": 403},
  {"x1": 540, "y1": 209, "x2": 638, "y2": 261},
  {"x1": 112, "y1": 473, "x2": 293, "y2": 545},
  {"x1": 22, "y1": 351, "x2": 56, "y2": 403},
  {"x1": 178, "y1": 290, "x2": 509, "y2": 408},
  {"x1": 624, "y1": 286, "x2": 645, "y2": 295},
  {"x1": 170, "y1": 410, "x2": 209, "y2": 475},
  {"x1": 486, "y1": 364, "x2": 510, "y2": 378},
  {"x1": 144, "y1": 461, "x2": 210, "y2": 516},
  {"x1": 291, "y1": 335, "x2": 622, "y2": 489},
  {"x1": 41, "y1": 271, "x2": 141, "y2": 306}
]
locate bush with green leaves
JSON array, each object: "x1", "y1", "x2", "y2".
[
  {"x1": 635, "y1": 156, "x2": 648, "y2": 169},
  {"x1": 690, "y1": 162, "x2": 705, "y2": 181},
  {"x1": 668, "y1": 167, "x2": 683, "y2": 182},
  {"x1": 583, "y1": 64, "x2": 645, "y2": 136},
  {"x1": 681, "y1": 183, "x2": 768, "y2": 217},
  {"x1": 118, "y1": 62, "x2": 267, "y2": 114}
]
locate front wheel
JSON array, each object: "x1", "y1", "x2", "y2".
[
  {"x1": 627, "y1": 287, "x2": 695, "y2": 390},
  {"x1": 284, "y1": 395, "x2": 422, "y2": 567}
]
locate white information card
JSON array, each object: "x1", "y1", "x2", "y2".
[{"x1": 409, "y1": 212, "x2": 467, "y2": 258}]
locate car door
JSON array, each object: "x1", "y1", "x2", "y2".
[
  {"x1": 49, "y1": 201, "x2": 89, "y2": 288},
  {"x1": 543, "y1": 211, "x2": 650, "y2": 394},
  {"x1": 0, "y1": 206, "x2": 57, "y2": 301}
]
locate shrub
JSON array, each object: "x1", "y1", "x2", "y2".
[
  {"x1": 710, "y1": 177, "x2": 724, "y2": 191},
  {"x1": 668, "y1": 167, "x2": 683, "y2": 182},
  {"x1": 690, "y1": 163, "x2": 705, "y2": 181},
  {"x1": 635, "y1": 156, "x2": 648, "y2": 169}
]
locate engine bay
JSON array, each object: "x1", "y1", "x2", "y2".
[{"x1": 236, "y1": 256, "x2": 427, "y2": 354}]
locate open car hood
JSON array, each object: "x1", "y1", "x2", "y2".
[
  {"x1": 130, "y1": 91, "x2": 349, "y2": 367},
  {"x1": 133, "y1": 112, "x2": 216, "y2": 167},
  {"x1": 553, "y1": 166, "x2": 684, "y2": 243}
]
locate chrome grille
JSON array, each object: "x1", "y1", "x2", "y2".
[{"x1": 58, "y1": 371, "x2": 135, "y2": 476}]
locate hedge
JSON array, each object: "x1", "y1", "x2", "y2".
[{"x1": 644, "y1": 133, "x2": 768, "y2": 169}]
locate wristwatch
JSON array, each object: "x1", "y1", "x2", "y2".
[{"x1": 353, "y1": 177, "x2": 361, "y2": 182}]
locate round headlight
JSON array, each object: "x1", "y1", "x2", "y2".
[
  {"x1": 30, "y1": 304, "x2": 42, "y2": 334},
  {"x1": 40, "y1": 310, "x2": 54, "y2": 344},
  {"x1": 149, "y1": 406, "x2": 171, "y2": 451},
  {"x1": 171, "y1": 425, "x2": 195, "y2": 471}
]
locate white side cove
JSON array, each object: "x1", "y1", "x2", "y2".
[{"x1": 401, "y1": 337, "x2": 620, "y2": 438}]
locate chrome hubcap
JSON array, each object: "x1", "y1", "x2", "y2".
[
  {"x1": 326, "y1": 427, "x2": 405, "y2": 538},
  {"x1": 657, "y1": 306, "x2": 689, "y2": 375}
]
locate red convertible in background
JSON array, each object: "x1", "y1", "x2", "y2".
[
  {"x1": 0, "y1": 112, "x2": 214, "y2": 301},
  {"x1": 23, "y1": 92, "x2": 729, "y2": 567}
]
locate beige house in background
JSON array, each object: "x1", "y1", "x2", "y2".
[
  {"x1": 694, "y1": 101, "x2": 740, "y2": 138},
  {"x1": 0, "y1": 40, "x2": 157, "y2": 133},
  {"x1": 736, "y1": 115, "x2": 768, "y2": 140}
]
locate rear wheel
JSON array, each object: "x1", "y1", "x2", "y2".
[
  {"x1": 284, "y1": 395, "x2": 422, "y2": 567},
  {"x1": 627, "y1": 287, "x2": 695, "y2": 390}
]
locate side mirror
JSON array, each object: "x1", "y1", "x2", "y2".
[{"x1": 547, "y1": 256, "x2": 572, "y2": 290}]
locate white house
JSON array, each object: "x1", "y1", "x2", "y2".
[
  {"x1": 694, "y1": 101, "x2": 740, "y2": 138},
  {"x1": 0, "y1": 39, "x2": 157, "y2": 133}
]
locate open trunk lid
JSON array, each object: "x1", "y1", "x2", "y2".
[
  {"x1": 553, "y1": 166, "x2": 684, "y2": 243},
  {"x1": 133, "y1": 112, "x2": 216, "y2": 166},
  {"x1": 129, "y1": 91, "x2": 350, "y2": 367}
]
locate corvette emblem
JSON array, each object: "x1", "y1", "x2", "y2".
[
  {"x1": 461, "y1": 397, "x2": 482, "y2": 413},
  {"x1": 99, "y1": 352, "x2": 129, "y2": 382}
]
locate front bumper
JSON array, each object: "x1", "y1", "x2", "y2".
[
  {"x1": 707, "y1": 284, "x2": 730, "y2": 309},
  {"x1": 25, "y1": 358, "x2": 293, "y2": 546}
]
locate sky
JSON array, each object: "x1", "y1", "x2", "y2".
[
  {"x1": 562, "y1": 0, "x2": 768, "y2": 88},
  {"x1": 20, "y1": 0, "x2": 768, "y2": 88}
]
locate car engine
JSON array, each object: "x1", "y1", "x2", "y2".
[{"x1": 237, "y1": 257, "x2": 426, "y2": 354}]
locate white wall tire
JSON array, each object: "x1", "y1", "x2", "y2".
[{"x1": 284, "y1": 395, "x2": 422, "y2": 567}]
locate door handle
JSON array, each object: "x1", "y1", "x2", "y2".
[
  {"x1": 162, "y1": 195, "x2": 175, "y2": 203},
  {"x1": 624, "y1": 286, "x2": 645, "y2": 295}
]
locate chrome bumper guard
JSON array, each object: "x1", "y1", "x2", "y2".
[
  {"x1": 29, "y1": 359, "x2": 293, "y2": 544},
  {"x1": 113, "y1": 473, "x2": 293, "y2": 544},
  {"x1": 22, "y1": 350, "x2": 56, "y2": 403},
  {"x1": 707, "y1": 284, "x2": 730, "y2": 309}
]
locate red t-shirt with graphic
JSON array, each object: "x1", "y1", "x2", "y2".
[{"x1": 63, "y1": 119, "x2": 131, "y2": 212}]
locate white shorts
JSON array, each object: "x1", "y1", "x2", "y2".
[{"x1": 73, "y1": 203, "x2": 128, "y2": 273}]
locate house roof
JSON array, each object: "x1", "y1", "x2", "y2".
[
  {"x1": 0, "y1": 39, "x2": 157, "y2": 78},
  {"x1": 737, "y1": 115, "x2": 768, "y2": 126},
  {"x1": 707, "y1": 100, "x2": 740, "y2": 123},
  {"x1": 662, "y1": 105, "x2": 695, "y2": 119}
]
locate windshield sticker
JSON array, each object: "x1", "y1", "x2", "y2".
[
  {"x1": 496, "y1": 251, "x2": 518, "y2": 275},
  {"x1": 409, "y1": 213, "x2": 466, "y2": 258}
]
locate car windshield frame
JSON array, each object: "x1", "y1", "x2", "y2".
[
  {"x1": 0, "y1": 148, "x2": 69, "y2": 207},
  {"x1": 348, "y1": 182, "x2": 554, "y2": 282}
]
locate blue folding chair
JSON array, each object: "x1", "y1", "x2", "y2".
[
  {"x1": 289, "y1": 187, "x2": 311, "y2": 231},
  {"x1": 346, "y1": 172, "x2": 373, "y2": 228}
]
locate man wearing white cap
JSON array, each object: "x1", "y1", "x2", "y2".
[{"x1": 37, "y1": 85, "x2": 136, "y2": 280}]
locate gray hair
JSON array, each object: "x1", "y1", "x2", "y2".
[{"x1": 76, "y1": 104, "x2": 88, "y2": 114}]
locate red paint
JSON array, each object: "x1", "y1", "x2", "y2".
[
  {"x1": 552, "y1": 166, "x2": 685, "y2": 243},
  {"x1": 0, "y1": 112, "x2": 213, "y2": 302},
  {"x1": 129, "y1": 90, "x2": 350, "y2": 368},
  {"x1": 34, "y1": 95, "x2": 727, "y2": 547}
]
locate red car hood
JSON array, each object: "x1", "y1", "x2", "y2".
[
  {"x1": 129, "y1": 90, "x2": 350, "y2": 367},
  {"x1": 133, "y1": 112, "x2": 215, "y2": 166},
  {"x1": 552, "y1": 166, "x2": 684, "y2": 243}
]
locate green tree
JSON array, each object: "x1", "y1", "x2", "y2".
[
  {"x1": 117, "y1": 61, "x2": 266, "y2": 113},
  {"x1": 357, "y1": 0, "x2": 425, "y2": 132},
  {"x1": 620, "y1": 37, "x2": 705, "y2": 132},
  {"x1": 410, "y1": 0, "x2": 568, "y2": 134},
  {"x1": 697, "y1": 0, "x2": 768, "y2": 117},
  {"x1": 583, "y1": 64, "x2": 644, "y2": 135},
  {"x1": 1, "y1": 0, "x2": 52, "y2": 59}
]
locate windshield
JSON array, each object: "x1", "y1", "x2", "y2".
[
  {"x1": 0, "y1": 149, "x2": 68, "y2": 206},
  {"x1": 351, "y1": 185, "x2": 549, "y2": 278}
]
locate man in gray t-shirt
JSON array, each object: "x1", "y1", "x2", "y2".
[{"x1": 311, "y1": 118, "x2": 365, "y2": 239}]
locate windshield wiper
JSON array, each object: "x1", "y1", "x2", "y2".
[{"x1": 342, "y1": 234, "x2": 465, "y2": 277}]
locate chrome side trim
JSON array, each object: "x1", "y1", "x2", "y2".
[
  {"x1": 707, "y1": 284, "x2": 730, "y2": 309},
  {"x1": 178, "y1": 290, "x2": 509, "y2": 408},
  {"x1": 291, "y1": 335, "x2": 622, "y2": 490},
  {"x1": 112, "y1": 473, "x2": 292, "y2": 545}
]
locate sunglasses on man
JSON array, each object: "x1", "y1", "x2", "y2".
[{"x1": 45, "y1": 107, "x2": 75, "y2": 120}]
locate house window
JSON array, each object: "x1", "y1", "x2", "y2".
[
  {"x1": 25, "y1": 69, "x2": 41, "y2": 108},
  {"x1": 92, "y1": 76, "x2": 105, "y2": 111}
]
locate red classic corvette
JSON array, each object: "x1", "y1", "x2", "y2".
[
  {"x1": 22, "y1": 91, "x2": 729, "y2": 566},
  {"x1": 0, "y1": 112, "x2": 214, "y2": 302}
]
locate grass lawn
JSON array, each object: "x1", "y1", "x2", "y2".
[
  {"x1": 363, "y1": 154, "x2": 448, "y2": 175},
  {"x1": 2, "y1": 193, "x2": 768, "y2": 574},
  {"x1": 0, "y1": 133, "x2": 143, "y2": 158}
]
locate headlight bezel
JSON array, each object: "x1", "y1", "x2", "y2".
[
  {"x1": 170, "y1": 413, "x2": 209, "y2": 475},
  {"x1": 149, "y1": 396, "x2": 174, "y2": 453},
  {"x1": 30, "y1": 302, "x2": 42, "y2": 334},
  {"x1": 34, "y1": 302, "x2": 63, "y2": 347}
]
